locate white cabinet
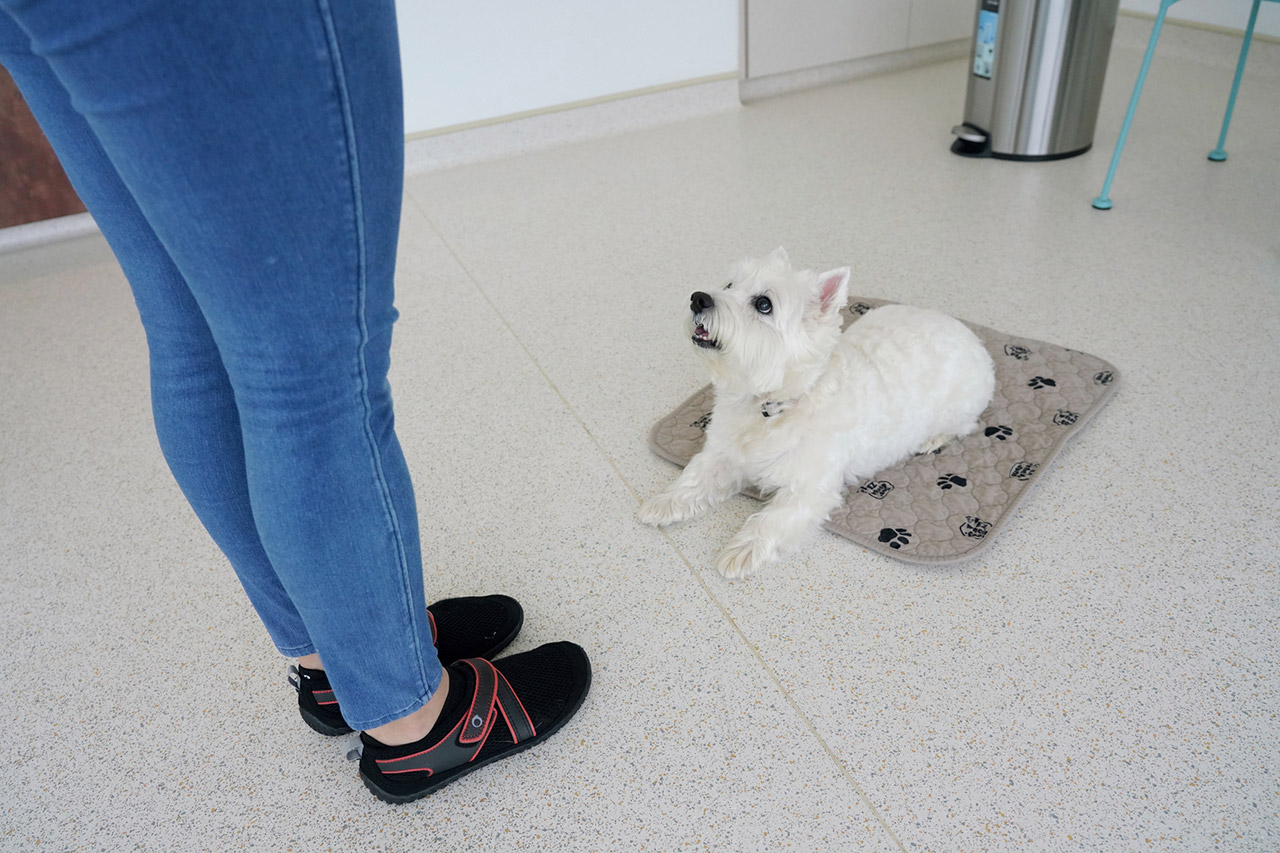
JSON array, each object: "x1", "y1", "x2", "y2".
[{"x1": 745, "y1": 0, "x2": 974, "y2": 78}]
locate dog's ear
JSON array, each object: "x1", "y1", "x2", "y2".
[
  {"x1": 768, "y1": 246, "x2": 790, "y2": 267},
  {"x1": 814, "y1": 267, "x2": 850, "y2": 315}
]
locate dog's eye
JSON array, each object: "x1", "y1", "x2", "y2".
[
  {"x1": 754, "y1": 296, "x2": 772, "y2": 315},
  {"x1": 725, "y1": 281, "x2": 733, "y2": 290}
]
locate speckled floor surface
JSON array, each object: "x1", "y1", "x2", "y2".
[{"x1": 2, "y1": 24, "x2": 1278, "y2": 853}]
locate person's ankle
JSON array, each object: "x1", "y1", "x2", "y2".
[
  {"x1": 297, "y1": 653, "x2": 323, "y2": 671},
  {"x1": 365, "y1": 668, "x2": 451, "y2": 746}
]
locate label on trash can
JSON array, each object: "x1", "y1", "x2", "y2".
[{"x1": 974, "y1": 0, "x2": 999, "y2": 79}]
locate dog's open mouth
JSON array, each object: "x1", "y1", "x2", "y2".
[{"x1": 691, "y1": 324, "x2": 718, "y2": 349}]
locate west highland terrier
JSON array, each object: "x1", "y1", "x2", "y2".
[{"x1": 638, "y1": 248, "x2": 995, "y2": 578}]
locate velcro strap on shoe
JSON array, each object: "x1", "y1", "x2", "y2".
[
  {"x1": 457, "y1": 658, "x2": 497, "y2": 747},
  {"x1": 493, "y1": 666, "x2": 536, "y2": 742},
  {"x1": 374, "y1": 659, "x2": 535, "y2": 776}
]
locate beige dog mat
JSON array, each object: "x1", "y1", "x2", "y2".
[{"x1": 647, "y1": 297, "x2": 1119, "y2": 565}]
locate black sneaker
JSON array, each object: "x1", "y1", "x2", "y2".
[
  {"x1": 359, "y1": 641, "x2": 592, "y2": 803},
  {"x1": 288, "y1": 594, "x2": 524, "y2": 736}
]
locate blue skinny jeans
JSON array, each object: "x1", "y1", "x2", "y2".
[{"x1": 0, "y1": 0, "x2": 441, "y2": 730}]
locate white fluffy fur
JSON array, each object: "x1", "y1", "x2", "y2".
[{"x1": 638, "y1": 248, "x2": 995, "y2": 578}]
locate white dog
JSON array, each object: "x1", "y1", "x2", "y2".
[{"x1": 638, "y1": 248, "x2": 995, "y2": 578}]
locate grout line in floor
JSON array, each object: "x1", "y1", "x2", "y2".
[{"x1": 406, "y1": 190, "x2": 910, "y2": 852}]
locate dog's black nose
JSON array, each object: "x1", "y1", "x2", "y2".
[{"x1": 691, "y1": 291, "x2": 714, "y2": 314}]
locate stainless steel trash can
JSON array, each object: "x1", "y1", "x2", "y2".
[{"x1": 951, "y1": 0, "x2": 1121, "y2": 160}]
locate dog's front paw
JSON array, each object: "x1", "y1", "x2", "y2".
[
  {"x1": 637, "y1": 492, "x2": 693, "y2": 527},
  {"x1": 715, "y1": 534, "x2": 774, "y2": 579}
]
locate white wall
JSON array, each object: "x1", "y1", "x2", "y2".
[
  {"x1": 392, "y1": 0, "x2": 1275, "y2": 137},
  {"x1": 395, "y1": 1, "x2": 739, "y2": 135},
  {"x1": 744, "y1": 0, "x2": 972, "y2": 79},
  {"x1": 909, "y1": 0, "x2": 977, "y2": 48},
  {"x1": 1120, "y1": 0, "x2": 1280, "y2": 38}
]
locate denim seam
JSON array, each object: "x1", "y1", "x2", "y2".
[
  {"x1": 314, "y1": 0, "x2": 431, "y2": 694},
  {"x1": 276, "y1": 641, "x2": 318, "y2": 658}
]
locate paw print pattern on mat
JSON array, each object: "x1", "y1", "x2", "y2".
[
  {"x1": 858, "y1": 480, "x2": 894, "y2": 500},
  {"x1": 690, "y1": 413, "x2": 711, "y2": 431},
  {"x1": 1053, "y1": 410, "x2": 1079, "y2": 426},
  {"x1": 959, "y1": 516, "x2": 992, "y2": 540},
  {"x1": 1009, "y1": 462, "x2": 1038, "y2": 481},
  {"x1": 878, "y1": 528, "x2": 912, "y2": 549},
  {"x1": 1004, "y1": 344, "x2": 1030, "y2": 361},
  {"x1": 984, "y1": 425, "x2": 1014, "y2": 441},
  {"x1": 1028, "y1": 376, "x2": 1057, "y2": 389},
  {"x1": 936, "y1": 475, "x2": 968, "y2": 490}
]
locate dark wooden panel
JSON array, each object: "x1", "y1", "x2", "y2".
[{"x1": 0, "y1": 63, "x2": 87, "y2": 229}]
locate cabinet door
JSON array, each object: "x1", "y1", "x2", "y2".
[
  {"x1": 909, "y1": 0, "x2": 975, "y2": 47},
  {"x1": 745, "y1": 0, "x2": 910, "y2": 78}
]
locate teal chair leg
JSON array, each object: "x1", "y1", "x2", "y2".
[
  {"x1": 1093, "y1": 0, "x2": 1183, "y2": 210},
  {"x1": 1208, "y1": 0, "x2": 1267, "y2": 162}
]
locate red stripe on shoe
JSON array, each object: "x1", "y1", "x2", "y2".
[{"x1": 375, "y1": 715, "x2": 470, "y2": 775}]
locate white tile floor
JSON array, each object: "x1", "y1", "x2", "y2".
[{"x1": 2, "y1": 24, "x2": 1278, "y2": 853}]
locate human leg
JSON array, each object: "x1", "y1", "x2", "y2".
[
  {"x1": 0, "y1": 0, "x2": 436, "y2": 729},
  {"x1": 0, "y1": 9, "x2": 313, "y2": 657},
  {"x1": 3, "y1": 5, "x2": 592, "y2": 785}
]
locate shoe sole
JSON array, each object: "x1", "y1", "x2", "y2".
[{"x1": 358, "y1": 648, "x2": 592, "y2": 804}]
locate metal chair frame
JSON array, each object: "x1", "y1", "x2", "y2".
[{"x1": 1092, "y1": 0, "x2": 1277, "y2": 210}]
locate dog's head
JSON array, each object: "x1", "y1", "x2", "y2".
[{"x1": 688, "y1": 247, "x2": 850, "y2": 397}]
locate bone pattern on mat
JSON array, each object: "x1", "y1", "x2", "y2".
[{"x1": 648, "y1": 297, "x2": 1120, "y2": 565}]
